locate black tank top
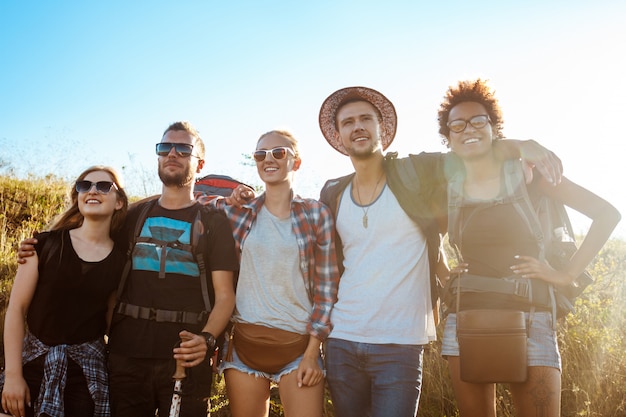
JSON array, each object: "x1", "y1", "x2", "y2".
[{"x1": 27, "y1": 229, "x2": 123, "y2": 345}]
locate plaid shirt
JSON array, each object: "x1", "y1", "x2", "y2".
[
  {"x1": 197, "y1": 192, "x2": 339, "y2": 340},
  {"x1": 0, "y1": 331, "x2": 110, "y2": 417}
]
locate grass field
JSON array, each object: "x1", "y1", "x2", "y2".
[{"x1": 1, "y1": 174, "x2": 624, "y2": 416}]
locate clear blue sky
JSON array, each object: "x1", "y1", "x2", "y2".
[{"x1": 1, "y1": 0, "x2": 624, "y2": 237}]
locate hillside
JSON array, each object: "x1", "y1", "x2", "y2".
[
  {"x1": 0, "y1": 174, "x2": 625, "y2": 416},
  {"x1": 1, "y1": 175, "x2": 68, "y2": 305}
]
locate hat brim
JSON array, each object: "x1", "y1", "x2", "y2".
[{"x1": 319, "y1": 86, "x2": 397, "y2": 155}]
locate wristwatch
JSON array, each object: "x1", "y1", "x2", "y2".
[{"x1": 200, "y1": 331, "x2": 217, "y2": 352}]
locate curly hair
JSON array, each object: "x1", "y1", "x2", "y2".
[{"x1": 437, "y1": 79, "x2": 504, "y2": 142}]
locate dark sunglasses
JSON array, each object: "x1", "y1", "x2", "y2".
[
  {"x1": 447, "y1": 114, "x2": 491, "y2": 133},
  {"x1": 155, "y1": 142, "x2": 195, "y2": 157},
  {"x1": 75, "y1": 180, "x2": 118, "y2": 194},
  {"x1": 253, "y1": 147, "x2": 295, "y2": 162}
]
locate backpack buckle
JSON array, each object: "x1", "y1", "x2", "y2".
[
  {"x1": 514, "y1": 280, "x2": 529, "y2": 298},
  {"x1": 196, "y1": 311, "x2": 208, "y2": 324}
]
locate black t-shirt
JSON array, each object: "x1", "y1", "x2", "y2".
[
  {"x1": 28, "y1": 229, "x2": 123, "y2": 345},
  {"x1": 108, "y1": 201, "x2": 238, "y2": 358}
]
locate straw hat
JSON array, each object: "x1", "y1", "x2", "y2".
[{"x1": 318, "y1": 86, "x2": 397, "y2": 155}]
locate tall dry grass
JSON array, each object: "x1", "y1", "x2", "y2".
[
  {"x1": 0, "y1": 175, "x2": 68, "y2": 308},
  {"x1": 420, "y1": 238, "x2": 626, "y2": 416},
  {"x1": 1, "y1": 174, "x2": 624, "y2": 416}
]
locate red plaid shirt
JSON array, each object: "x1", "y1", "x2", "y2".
[{"x1": 196, "y1": 192, "x2": 340, "y2": 340}]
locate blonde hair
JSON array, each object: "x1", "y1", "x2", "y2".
[{"x1": 257, "y1": 130, "x2": 300, "y2": 159}]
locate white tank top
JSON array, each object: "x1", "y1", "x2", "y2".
[{"x1": 331, "y1": 184, "x2": 436, "y2": 344}]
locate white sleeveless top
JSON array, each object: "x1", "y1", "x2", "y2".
[{"x1": 330, "y1": 184, "x2": 436, "y2": 344}]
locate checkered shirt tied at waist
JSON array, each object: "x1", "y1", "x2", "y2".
[{"x1": 0, "y1": 331, "x2": 110, "y2": 417}]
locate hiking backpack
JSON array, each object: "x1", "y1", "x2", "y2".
[
  {"x1": 194, "y1": 173, "x2": 248, "y2": 198},
  {"x1": 115, "y1": 174, "x2": 246, "y2": 324},
  {"x1": 447, "y1": 159, "x2": 593, "y2": 318}
]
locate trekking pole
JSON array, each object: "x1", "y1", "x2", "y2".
[{"x1": 168, "y1": 356, "x2": 187, "y2": 417}]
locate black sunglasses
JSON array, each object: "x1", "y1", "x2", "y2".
[
  {"x1": 75, "y1": 180, "x2": 118, "y2": 194},
  {"x1": 253, "y1": 147, "x2": 295, "y2": 162},
  {"x1": 155, "y1": 142, "x2": 195, "y2": 157},
  {"x1": 447, "y1": 114, "x2": 491, "y2": 133}
]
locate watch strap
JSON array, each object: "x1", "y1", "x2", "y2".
[{"x1": 200, "y1": 331, "x2": 216, "y2": 351}]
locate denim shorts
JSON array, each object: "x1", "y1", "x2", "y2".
[
  {"x1": 218, "y1": 338, "x2": 324, "y2": 384},
  {"x1": 441, "y1": 311, "x2": 562, "y2": 371}
]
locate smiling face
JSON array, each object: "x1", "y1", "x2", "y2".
[
  {"x1": 77, "y1": 170, "x2": 124, "y2": 219},
  {"x1": 255, "y1": 132, "x2": 300, "y2": 186},
  {"x1": 335, "y1": 100, "x2": 383, "y2": 159},
  {"x1": 447, "y1": 101, "x2": 496, "y2": 160}
]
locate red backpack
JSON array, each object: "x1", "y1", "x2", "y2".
[{"x1": 194, "y1": 174, "x2": 249, "y2": 197}]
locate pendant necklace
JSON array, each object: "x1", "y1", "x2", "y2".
[{"x1": 354, "y1": 172, "x2": 385, "y2": 228}]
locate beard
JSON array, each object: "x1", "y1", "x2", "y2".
[
  {"x1": 345, "y1": 137, "x2": 382, "y2": 160},
  {"x1": 158, "y1": 163, "x2": 195, "y2": 188}
]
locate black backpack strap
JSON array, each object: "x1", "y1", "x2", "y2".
[
  {"x1": 502, "y1": 160, "x2": 546, "y2": 261},
  {"x1": 193, "y1": 206, "x2": 212, "y2": 314},
  {"x1": 116, "y1": 198, "x2": 159, "y2": 301},
  {"x1": 390, "y1": 152, "x2": 420, "y2": 192},
  {"x1": 448, "y1": 159, "x2": 546, "y2": 258},
  {"x1": 385, "y1": 152, "x2": 445, "y2": 323},
  {"x1": 116, "y1": 302, "x2": 208, "y2": 324},
  {"x1": 447, "y1": 159, "x2": 585, "y2": 323},
  {"x1": 115, "y1": 200, "x2": 215, "y2": 325}
]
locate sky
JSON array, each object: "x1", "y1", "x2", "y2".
[{"x1": 1, "y1": 0, "x2": 625, "y2": 238}]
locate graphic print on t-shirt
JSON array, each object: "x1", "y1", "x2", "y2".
[{"x1": 133, "y1": 216, "x2": 199, "y2": 277}]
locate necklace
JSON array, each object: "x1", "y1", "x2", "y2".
[{"x1": 354, "y1": 172, "x2": 385, "y2": 228}]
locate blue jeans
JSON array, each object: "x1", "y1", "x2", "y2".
[{"x1": 325, "y1": 338, "x2": 424, "y2": 417}]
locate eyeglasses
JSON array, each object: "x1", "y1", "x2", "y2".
[
  {"x1": 447, "y1": 115, "x2": 491, "y2": 133},
  {"x1": 253, "y1": 147, "x2": 295, "y2": 162},
  {"x1": 75, "y1": 180, "x2": 118, "y2": 194},
  {"x1": 155, "y1": 142, "x2": 195, "y2": 157}
]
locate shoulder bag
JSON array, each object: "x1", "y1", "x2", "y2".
[{"x1": 455, "y1": 271, "x2": 528, "y2": 383}]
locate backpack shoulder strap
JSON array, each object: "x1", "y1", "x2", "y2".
[
  {"x1": 389, "y1": 152, "x2": 420, "y2": 191},
  {"x1": 116, "y1": 198, "x2": 159, "y2": 300},
  {"x1": 501, "y1": 160, "x2": 546, "y2": 260},
  {"x1": 384, "y1": 153, "x2": 440, "y2": 232},
  {"x1": 386, "y1": 152, "x2": 445, "y2": 323},
  {"x1": 193, "y1": 205, "x2": 213, "y2": 314},
  {"x1": 446, "y1": 163, "x2": 466, "y2": 250},
  {"x1": 319, "y1": 173, "x2": 353, "y2": 218},
  {"x1": 446, "y1": 159, "x2": 546, "y2": 257}
]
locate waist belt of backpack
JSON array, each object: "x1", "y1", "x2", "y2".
[
  {"x1": 116, "y1": 302, "x2": 207, "y2": 324},
  {"x1": 451, "y1": 274, "x2": 553, "y2": 308}
]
